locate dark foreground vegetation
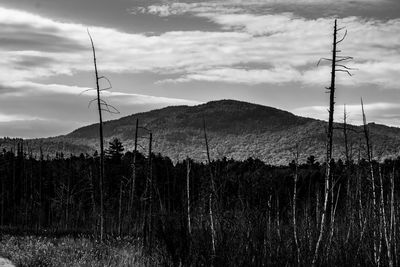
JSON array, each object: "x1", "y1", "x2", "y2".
[
  {"x1": 0, "y1": 234, "x2": 163, "y2": 266},
  {"x1": 0, "y1": 138, "x2": 399, "y2": 266}
]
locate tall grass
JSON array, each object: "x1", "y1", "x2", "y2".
[{"x1": 0, "y1": 235, "x2": 167, "y2": 266}]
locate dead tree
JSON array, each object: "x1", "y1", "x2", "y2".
[
  {"x1": 186, "y1": 157, "x2": 192, "y2": 236},
  {"x1": 390, "y1": 165, "x2": 397, "y2": 266},
  {"x1": 147, "y1": 132, "x2": 153, "y2": 250},
  {"x1": 129, "y1": 118, "x2": 139, "y2": 227},
  {"x1": 379, "y1": 165, "x2": 393, "y2": 267},
  {"x1": 361, "y1": 98, "x2": 380, "y2": 265},
  {"x1": 312, "y1": 19, "x2": 355, "y2": 266},
  {"x1": 343, "y1": 105, "x2": 350, "y2": 163},
  {"x1": 118, "y1": 176, "x2": 124, "y2": 237},
  {"x1": 292, "y1": 146, "x2": 300, "y2": 266},
  {"x1": 86, "y1": 30, "x2": 119, "y2": 241},
  {"x1": 203, "y1": 118, "x2": 217, "y2": 262},
  {"x1": 135, "y1": 126, "x2": 154, "y2": 250}
]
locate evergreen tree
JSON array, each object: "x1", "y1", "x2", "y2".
[{"x1": 106, "y1": 138, "x2": 124, "y2": 162}]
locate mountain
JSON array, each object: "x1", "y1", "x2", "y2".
[{"x1": 2, "y1": 99, "x2": 400, "y2": 165}]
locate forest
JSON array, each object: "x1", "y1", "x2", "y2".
[{"x1": 0, "y1": 136, "x2": 399, "y2": 266}]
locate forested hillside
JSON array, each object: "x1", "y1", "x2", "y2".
[{"x1": 2, "y1": 100, "x2": 400, "y2": 165}]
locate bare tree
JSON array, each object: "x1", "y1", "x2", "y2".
[
  {"x1": 292, "y1": 145, "x2": 300, "y2": 266},
  {"x1": 147, "y1": 132, "x2": 153, "y2": 250},
  {"x1": 343, "y1": 105, "x2": 350, "y2": 163},
  {"x1": 361, "y1": 98, "x2": 380, "y2": 265},
  {"x1": 312, "y1": 19, "x2": 354, "y2": 266},
  {"x1": 379, "y1": 165, "x2": 393, "y2": 267},
  {"x1": 203, "y1": 118, "x2": 217, "y2": 263},
  {"x1": 86, "y1": 30, "x2": 119, "y2": 241},
  {"x1": 186, "y1": 157, "x2": 192, "y2": 236},
  {"x1": 129, "y1": 118, "x2": 139, "y2": 226}
]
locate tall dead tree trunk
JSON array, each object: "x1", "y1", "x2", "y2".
[
  {"x1": 390, "y1": 165, "x2": 397, "y2": 267},
  {"x1": 313, "y1": 19, "x2": 354, "y2": 266},
  {"x1": 343, "y1": 105, "x2": 350, "y2": 163},
  {"x1": 292, "y1": 147, "x2": 300, "y2": 266},
  {"x1": 86, "y1": 31, "x2": 119, "y2": 240},
  {"x1": 88, "y1": 32, "x2": 105, "y2": 241},
  {"x1": 379, "y1": 165, "x2": 393, "y2": 267},
  {"x1": 361, "y1": 98, "x2": 380, "y2": 266},
  {"x1": 186, "y1": 157, "x2": 192, "y2": 236},
  {"x1": 129, "y1": 118, "x2": 139, "y2": 226},
  {"x1": 88, "y1": 165, "x2": 97, "y2": 235},
  {"x1": 147, "y1": 132, "x2": 153, "y2": 250},
  {"x1": 312, "y1": 20, "x2": 337, "y2": 266},
  {"x1": 203, "y1": 118, "x2": 216, "y2": 263},
  {"x1": 118, "y1": 178, "x2": 123, "y2": 237}
]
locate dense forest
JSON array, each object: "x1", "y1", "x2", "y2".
[{"x1": 0, "y1": 138, "x2": 399, "y2": 266}]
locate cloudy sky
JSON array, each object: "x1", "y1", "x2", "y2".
[{"x1": 0, "y1": 0, "x2": 399, "y2": 138}]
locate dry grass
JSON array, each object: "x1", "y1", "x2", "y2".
[{"x1": 0, "y1": 235, "x2": 165, "y2": 267}]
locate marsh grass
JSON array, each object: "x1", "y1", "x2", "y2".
[{"x1": 0, "y1": 235, "x2": 166, "y2": 267}]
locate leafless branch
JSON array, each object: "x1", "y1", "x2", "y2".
[
  {"x1": 336, "y1": 29, "x2": 348, "y2": 44},
  {"x1": 79, "y1": 88, "x2": 97, "y2": 95},
  {"x1": 337, "y1": 26, "x2": 346, "y2": 32},
  {"x1": 336, "y1": 69, "x2": 353, "y2": 76},
  {"x1": 98, "y1": 76, "x2": 113, "y2": 91},
  {"x1": 336, "y1": 64, "x2": 357, "y2": 70},
  {"x1": 317, "y1": 58, "x2": 333, "y2": 66}
]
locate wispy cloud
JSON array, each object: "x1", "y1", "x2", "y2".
[
  {"x1": 0, "y1": 6, "x2": 399, "y2": 88},
  {"x1": 162, "y1": 67, "x2": 303, "y2": 85},
  {"x1": 0, "y1": 80, "x2": 200, "y2": 137},
  {"x1": 133, "y1": 0, "x2": 389, "y2": 17},
  {"x1": 294, "y1": 102, "x2": 400, "y2": 126}
]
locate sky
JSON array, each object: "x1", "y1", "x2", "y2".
[{"x1": 0, "y1": 0, "x2": 399, "y2": 138}]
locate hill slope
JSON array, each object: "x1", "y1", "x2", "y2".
[{"x1": 2, "y1": 100, "x2": 400, "y2": 164}]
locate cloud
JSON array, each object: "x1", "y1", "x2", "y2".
[
  {"x1": 0, "y1": 6, "x2": 399, "y2": 88},
  {"x1": 0, "y1": 113, "x2": 40, "y2": 122},
  {"x1": 135, "y1": 0, "x2": 389, "y2": 17},
  {"x1": 294, "y1": 102, "x2": 400, "y2": 126},
  {"x1": 0, "y1": 80, "x2": 200, "y2": 137},
  {"x1": 0, "y1": 119, "x2": 81, "y2": 139},
  {"x1": 162, "y1": 67, "x2": 303, "y2": 85}
]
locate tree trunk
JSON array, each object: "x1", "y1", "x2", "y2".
[
  {"x1": 313, "y1": 19, "x2": 338, "y2": 266},
  {"x1": 88, "y1": 31, "x2": 105, "y2": 241}
]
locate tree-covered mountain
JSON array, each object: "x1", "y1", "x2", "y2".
[{"x1": 1, "y1": 99, "x2": 400, "y2": 165}]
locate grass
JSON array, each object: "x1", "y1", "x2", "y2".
[{"x1": 0, "y1": 235, "x2": 165, "y2": 267}]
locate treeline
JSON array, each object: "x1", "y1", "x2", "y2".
[{"x1": 0, "y1": 139, "x2": 399, "y2": 266}]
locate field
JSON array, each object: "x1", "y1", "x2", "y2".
[{"x1": 0, "y1": 235, "x2": 164, "y2": 267}]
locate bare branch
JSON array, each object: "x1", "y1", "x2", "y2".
[
  {"x1": 98, "y1": 76, "x2": 113, "y2": 91},
  {"x1": 336, "y1": 29, "x2": 348, "y2": 44},
  {"x1": 99, "y1": 87, "x2": 113, "y2": 92},
  {"x1": 336, "y1": 57, "x2": 353, "y2": 63},
  {"x1": 336, "y1": 69, "x2": 353, "y2": 76},
  {"x1": 100, "y1": 102, "x2": 120, "y2": 114},
  {"x1": 335, "y1": 64, "x2": 357, "y2": 71},
  {"x1": 79, "y1": 88, "x2": 97, "y2": 95},
  {"x1": 88, "y1": 98, "x2": 98, "y2": 108},
  {"x1": 89, "y1": 98, "x2": 108, "y2": 108},
  {"x1": 336, "y1": 26, "x2": 346, "y2": 32},
  {"x1": 317, "y1": 58, "x2": 333, "y2": 66},
  {"x1": 137, "y1": 144, "x2": 146, "y2": 151}
]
